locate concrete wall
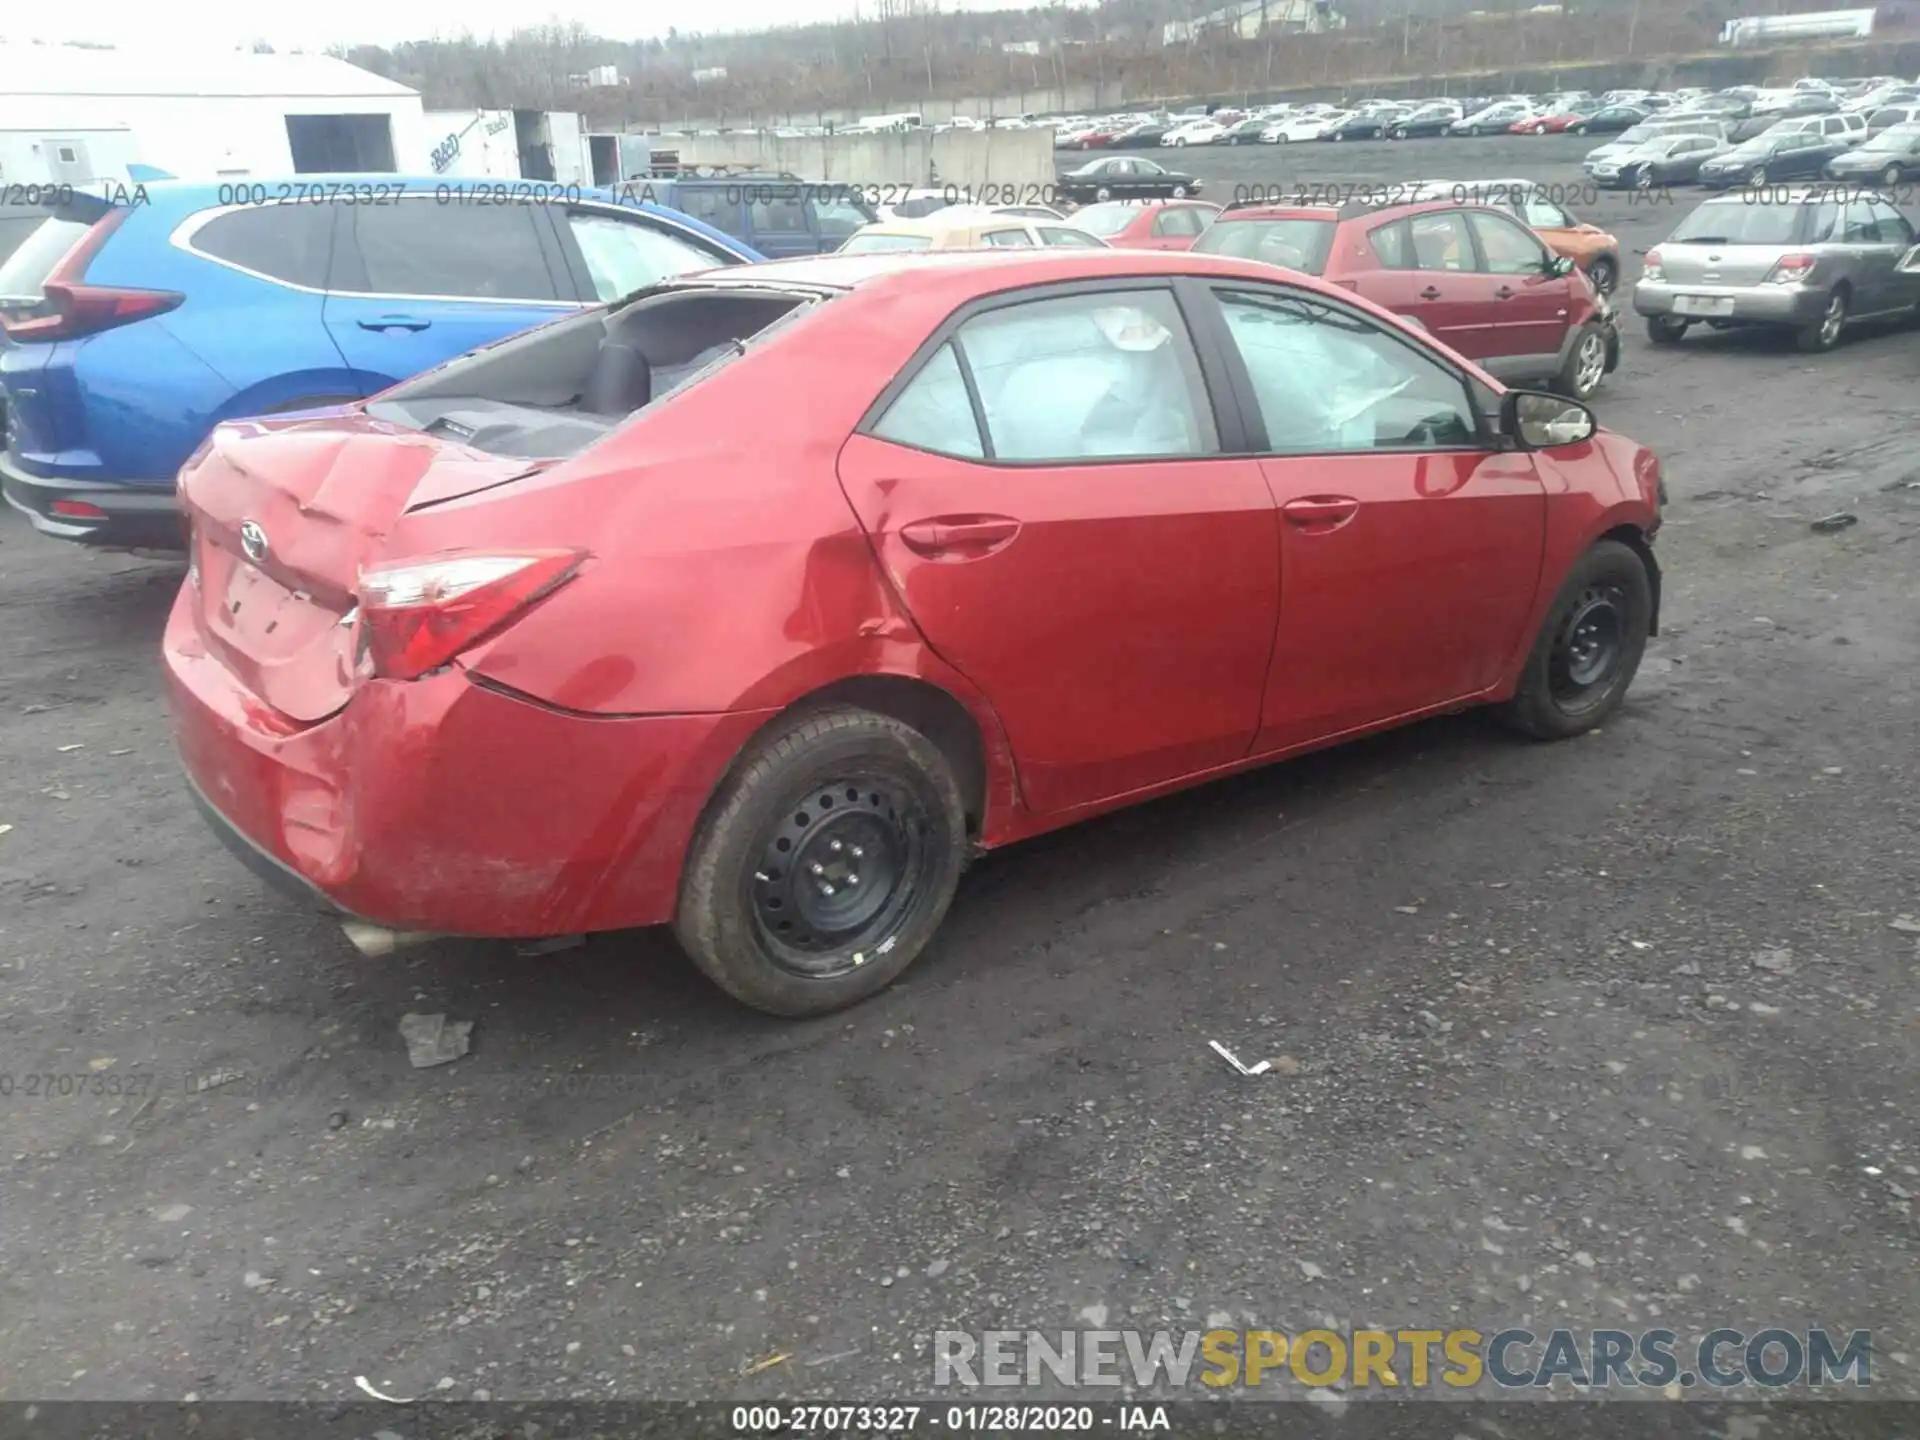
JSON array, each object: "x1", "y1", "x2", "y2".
[{"x1": 666, "y1": 127, "x2": 1056, "y2": 189}]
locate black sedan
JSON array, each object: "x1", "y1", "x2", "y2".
[
  {"x1": 1826, "y1": 122, "x2": 1920, "y2": 186},
  {"x1": 1325, "y1": 111, "x2": 1401, "y2": 141},
  {"x1": 1698, "y1": 131, "x2": 1850, "y2": 188},
  {"x1": 1389, "y1": 105, "x2": 1463, "y2": 138},
  {"x1": 1110, "y1": 123, "x2": 1172, "y2": 149},
  {"x1": 1056, "y1": 156, "x2": 1202, "y2": 204},
  {"x1": 1568, "y1": 104, "x2": 1648, "y2": 136},
  {"x1": 1220, "y1": 117, "x2": 1270, "y2": 145}
]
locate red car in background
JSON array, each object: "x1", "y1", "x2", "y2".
[
  {"x1": 1064, "y1": 199, "x2": 1222, "y2": 249},
  {"x1": 166, "y1": 248, "x2": 1663, "y2": 1018},
  {"x1": 1191, "y1": 195, "x2": 1619, "y2": 399}
]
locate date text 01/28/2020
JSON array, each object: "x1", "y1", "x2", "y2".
[{"x1": 728, "y1": 1405, "x2": 1170, "y2": 1432}]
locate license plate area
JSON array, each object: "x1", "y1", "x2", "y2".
[{"x1": 1673, "y1": 295, "x2": 1735, "y2": 317}]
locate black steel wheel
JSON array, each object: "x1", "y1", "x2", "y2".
[
  {"x1": 675, "y1": 706, "x2": 968, "y2": 1016},
  {"x1": 1498, "y1": 539, "x2": 1653, "y2": 740},
  {"x1": 750, "y1": 781, "x2": 923, "y2": 976}
]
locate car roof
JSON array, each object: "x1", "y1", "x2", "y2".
[
  {"x1": 851, "y1": 207, "x2": 1038, "y2": 240},
  {"x1": 81, "y1": 172, "x2": 758, "y2": 259},
  {"x1": 685, "y1": 246, "x2": 1350, "y2": 295}
]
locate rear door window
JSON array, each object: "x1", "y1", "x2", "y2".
[
  {"x1": 1407, "y1": 211, "x2": 1475, "y2": 271},
  {"x1": 982, "y1": 228, "x2": 1034, "y2": 246},
  {"x1": 1466, "y1": 211, "x2": 1551, "y2": 274},
  {"x1": 670, "y1": 185, "x2": 743, "y2": 236},
  {"x1": 807, "y1": 190, "x2": 872, "y2": 243},
  {"x1": 748, "y1": 187, "x2": 809, "y2": 236},
  {"x1": 899, "y1": 288, "x2": 1218, "y2": 462},
  {"x1": 334, "y1": 199, "x2": 563, "y2": 300},
  {"x1": 1152, "y1": 206, "x2": 1207, "y2": 238},
  {"x1": 188, "y1": 205, "x2": 336, "y2": 289}
]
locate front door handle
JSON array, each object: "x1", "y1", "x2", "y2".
[
  {"x1": 358, "y1": 315, "x2": 431, "y2": 332},
  {"x1": 899, "y1": 515, "x2": 1021, "y2": 557},
  {"x1": 1419, "y1": 286, "x2": 1443, "y2": 300},
  {"x1": 1282, "y1": 496, "x2": 1360, "y2": 528}
]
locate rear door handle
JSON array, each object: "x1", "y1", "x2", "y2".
[
  {"x1": 1282, "y1": 496, "x2": 1360, "y2": 527},
  {"x1": 899, "y1": 515, "x2": 1021, "y2": 557},
  {"x1": 357, "y1": 315, "x2": 431, "y2": 332},
  {"x1": 1419, "y1": 286, "x2": 1443, "y2": 300}
]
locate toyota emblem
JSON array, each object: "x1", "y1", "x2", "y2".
[{"x1": 240, "y1": 520, "x2": 268, "y2": 564}]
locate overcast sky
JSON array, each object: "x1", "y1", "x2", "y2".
[{"x1": 3, "y1": 0, "x2": 1052, "y2": 51}]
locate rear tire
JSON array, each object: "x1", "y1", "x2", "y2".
[
  {"x1": 1883, "y1": 163, "x2": 1903, "y2": 188},
  {"x1": 1796, "y1": 286, "x2": 1849, "y2": 353},
  {"x1": 1498, "y1": 540, "x2": 1653, "y2": 741},
  {"x1": 1646, "y1": 315, "x2": 1689, "y2": 345},
  {"x1": 1586, "y1": 255, "x2": 1618, "y2": 295},
  {"x1": 1572, "y1": 123, "x2": 1589, "y2": 135},
  {"x1": 674, "y1": 707, "x2": 968, "y2": 1018}
]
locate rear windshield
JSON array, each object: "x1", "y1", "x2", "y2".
[
  {"x1": 0, "y1": 215, "x2": 92, "y2": 301},
  {"x1": 1065, "y1": 203, "x2": 1142, "y2": 237},
  {"x1": 1191, "y1": 217, "x2": 1335, "y2": 274},
  {"x1": 839, "y1": 232, "x2": 934, "y2": 253},
  {"x1": 1667, "y1": 201, "x2": 1823, "y2": 247}
]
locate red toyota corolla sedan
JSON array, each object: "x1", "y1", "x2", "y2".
[
  {"x1": 165, "y1": 248, "x2": 1665, "y2": 1017},
  {"x1": 1065, "y1": 199, "x2": 1223, "y2": 250}
]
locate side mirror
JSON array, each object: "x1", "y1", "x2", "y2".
[
  {"x1": 1547, "y1": 253, "x2": 1576, "y2": 277},
  {"x1": 1501, "y1": 390, "x2": 1596, "y2": 450}
]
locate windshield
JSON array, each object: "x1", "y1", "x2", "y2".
[
  {"x1": 1065, "y1": 203, "x2": 1141, "y2": 237},
  {"x1": 1668, "y1": 201, "x2": 1812, "y2": 246},
  {"x1": 1616, "y1": 124, "x2": 1658, "y2": 143},
  {"x1": 839, "y1": 232, "x2": 934, "y2": 253},
  {"x1": 1191, "y1": 217, "x2": 1335, "y2": 274}
]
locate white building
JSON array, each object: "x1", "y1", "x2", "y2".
[
  {"x1": 0, "y1": 43, "x2": 426, "y2": 179},
  {"x1": 1163, "y1": 0, "x2": 1341, "y2": 45}
]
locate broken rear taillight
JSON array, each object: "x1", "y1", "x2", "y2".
[
  {"x1": 1763, "y1": 252, "x2": 1816, "y2": 285},
  {"x1": 358, "y1": 550, "x2": 585, "y2": 682}
]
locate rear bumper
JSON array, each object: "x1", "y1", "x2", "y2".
[
  {"x1": 1633, "y1": 281, "x2": 1824, "y2": 326},
  {"x1": 164, "y1": 586, "x2": 779, "y2": 937},
  {"x1": 1, "y1": 453, "x2": 186, "y2": 549}
]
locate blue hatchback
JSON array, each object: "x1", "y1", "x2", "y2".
[{"x1": 0, "y1": 175, "x2": 761, "y2": 548}]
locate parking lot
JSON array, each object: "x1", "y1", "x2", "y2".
[{"x1": 2, "y1": 130, "x2": 1918, "y2": 1406}]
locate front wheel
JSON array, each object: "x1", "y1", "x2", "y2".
[
  {"x1": 1884, "y1": 163, "x2": 1903, "y2": 187},
  {"x1": 1498, "y1": 540, "x2": 1653, "y2": 741},
  {"x1": 1557, "y1": 323, "x2": 1610, "y2": 401},
  {"x1": 1748, "y1": 164, "x2": 1768, "y2": 185},
  {"x1": 1094, "y1": 185, "x2": 1113, "y2": 201},
  {"x1": 1571, "y1": 123, "x2": 1589, "y2": 135},
  {"x1": 674, "y1": 707, "x2": 968, "y2": 1017},
  {"x1": 1586, "y1": 255, "x2": 1618, "y2": 295},
  {"x1": 1170, "y1": 184, "x2": 1188, "y2": 198}
]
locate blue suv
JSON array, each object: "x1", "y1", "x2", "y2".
[{"x1": 0, "y1": 175, "x2": 760, "y2": 548}]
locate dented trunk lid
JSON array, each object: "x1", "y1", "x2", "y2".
[{"x1": 179, "y1": 414, "x2": 542, "y2": 724}]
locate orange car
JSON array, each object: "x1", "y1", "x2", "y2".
[{"x1": 1414, "y1": 180, "x2": 1624, "y2": 295}]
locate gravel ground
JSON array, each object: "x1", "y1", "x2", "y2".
[{"x1": 0, "y1": 133, "x2": 1916, "y2": 1411}]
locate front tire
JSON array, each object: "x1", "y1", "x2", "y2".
[
  {"x1": 674, "y1": 707, "x2": 968, "y2": 1017},
  {"x1": 1170, "y1": 184, "x2": 1188, "y2": 198},
  {"x1": 1884, "y1": 163, "x2": 1903, "y2": 187},
  {"x1": 1498, "y1": 540, "x2": 1653, "y2": 741},
  {"x1": 1572, "y1": 123, "x2": 1589, "y2": 135},
  {"x1": 1094, "y1": 185, "x2": 1113, "y2": 202},
  {"x1": 1557, "y1": 323, "x2": 1610, "y2": 401},
  {"x1": 1586, "y1": 255, "x2": 1618, "y2": 295}
]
